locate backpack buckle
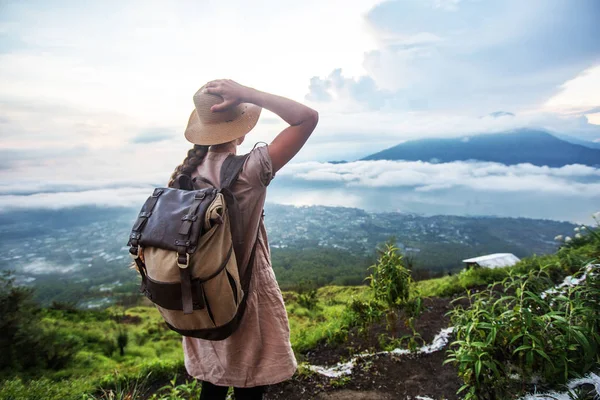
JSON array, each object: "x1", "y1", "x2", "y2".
[
  {"x1": 177, "y1": 253, "x2": 190, "y2": 269},
  {"x1": 129, "y1": 245, "x2": 140, "y2": 260}
]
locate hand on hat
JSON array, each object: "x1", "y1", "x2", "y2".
[{"x1": 203, "y1": 79, "x2": 252, "y2": 113}]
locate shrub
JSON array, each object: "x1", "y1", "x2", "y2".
[
  {"x1": 367, "y1": 240, "x2": 415, "y2": 337},
  {"x1": 117, "y1": 329, "x2": 128, "y2": 357},
  {"x1": 40, "y1": 329, "x2": 83, "y2": 370},
  {"x1": 344, "y1": 297, "x2": 384, "y2": 337},
  {"x1": 102, "y1": 336, "x2": 118, "y2": 357},
  {"x1": 296, "y1": 280, "x2": 319, "y2": 311}
]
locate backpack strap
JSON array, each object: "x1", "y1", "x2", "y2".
[
  {"x1": 193, "y1": 176, "x2": 217, "y2": 188},
  {"x1": 177, "y1": 190, "x2": 210, "y2": 314},
  {"x1": 129, "y1": 188, "x2": 165, "y2": 292},
  {"x1": 220, "y1": 154, "x2": 249, "y2": 190},
  {"x1": 219, "y1": 154, "x2": 250, "y2": 253},
  {"x1": 218, "y1": 153, "x2": 261, "y2": 325},
  {"x1": 174, "y1": 174, "x2": 194, "y2": 191}
]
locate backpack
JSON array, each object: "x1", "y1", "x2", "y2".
[{"x1": 127, "y1": 154, "x2": 257, "y2": 340}]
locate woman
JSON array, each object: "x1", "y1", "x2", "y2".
[{"x1": 167, "y1": 79, "x2": 318, "y2": 400}]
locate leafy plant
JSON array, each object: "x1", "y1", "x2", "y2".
[
  {"x1": 297, "y1": 280, "x2": 319, "y2": 310},
  {"x1": 445, "y1": 263, "x2": 600, "y2": 399},
  {"x1": 401, "y1": 318, "x2": 426, "y2": 352},
  {"x1": 330, "y1": 375, "x2": 351, "y2": 388},
  {"x1": 345, "y1": 297, "x2": 384, "y2": 337},
  {"x1": 84, "y1": 371, "x2": 150, "y2": 400},
  {"x1": 367, "y1": 240, "x2": 415, "y2": 337},
  {"x1": 148, "y1": 374, "x2": 202, "y2": 400}
]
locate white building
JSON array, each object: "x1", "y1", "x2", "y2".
[{"x1": 462, "y1": 253, "x2": 521, "y2": 269}]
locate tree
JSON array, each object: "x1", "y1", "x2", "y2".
[
  {"x1": 0, "y1": 271, "x2": 79, "y2": 375},
  {"x1": 0, "y1": 271, "x2": 43, "y2": 372}
]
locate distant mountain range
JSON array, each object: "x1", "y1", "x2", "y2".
[{"x1": 362, "y1": 129, "x2": 600, "y2": 167}]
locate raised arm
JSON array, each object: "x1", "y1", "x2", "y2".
[{"x1": 203, "y1": 80, "x2": 319, "y2": 172}]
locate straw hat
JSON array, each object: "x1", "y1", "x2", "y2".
[{"x1": 184, "y1": 86, "x2": 262, "y2": 145}]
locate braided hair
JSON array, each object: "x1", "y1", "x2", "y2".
[{"x1": 167, "y1": 144, "x2": 209, "y2": 187}]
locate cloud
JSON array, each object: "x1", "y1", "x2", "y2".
[
  {"x1": 1, "y1": 0, "x2": 600, "y2": 208},
  {"x1": 544, "y1": 65, "x2": 600, "y2": 115},
  {"x1": 0, "y1": 138, "x2": 193, "y2": 198},
  {"x1": 0, "y1": 97, "x2": 144, "y2": 149},
  {"x1": 268, "y1": 160, "x2": 600, "y2": 223},
  {"x1": 0, "y1": 179, "x2": 150, "y2": 196},
  {"x1": 1, "y1": 159, "x2": 598, "y2": 223},
  {"x1": 130, "y1": 128, "x2": 176, "y2": 144},
  {"x1": 489, "y1": 111, "x2": 515, "y2": 118},
  {"x1": 0, "y1": 146, "x2": 94, "y2": 175},
  {"x1": 0, "y1": 187, "x2": 150, "y2": 210},
  {"x1": 307, "y1": 0, "x2": 600, "y2": 114},
  {"x1": 277, "y1": 160, "x2": 600, "y2": 196},
  {"x1": 306, "y1": 69, "x2": 391, "y2": 110},
  {"x1": 306, "y1": 76, "x2": 333, "y2": 102}
]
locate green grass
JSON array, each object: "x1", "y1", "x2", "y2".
[
  {"x1": 414, "y1": 245, "x2": 594, "y2": 299},
  {"x1": 0, "y1": 304, "x2": 184, "y2": 400},
  {"x1": 287, "y1": 285, "x2": 371, "y2": 353}
]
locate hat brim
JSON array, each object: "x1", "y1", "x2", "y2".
[{"x1": 184, "y1": 103, "x2": 262, "y2": 146}]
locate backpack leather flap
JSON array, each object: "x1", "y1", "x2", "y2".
[{"x1": 132, "y1": 187, "x2": 218, "y2": 253}]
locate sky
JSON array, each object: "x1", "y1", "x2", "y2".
[{"x1": 0, "y1": 0, "x2": 599, "y2": 222}]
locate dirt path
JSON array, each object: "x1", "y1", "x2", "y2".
[
  {"x1": 265, "y1": 296, "x2": 464, "y2": 399},
  {"x1": 264, "y1": 349, "x2": 461, "y2": 399},
  {"x1": 302, "y1": 297, "x2": 462, "y2": 366}
]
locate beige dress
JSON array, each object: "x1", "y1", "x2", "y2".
[{"x1": 183, "y1": 144, "x2": 297, "y2": 387}]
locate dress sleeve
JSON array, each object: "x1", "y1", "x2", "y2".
[{"x1": 244, "y1": 144, "x2": 275, "y2": 187}]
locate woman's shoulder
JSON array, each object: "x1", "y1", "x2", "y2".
[{"x1": 241, "y1": 143, "x2": 275, "y2": 187}]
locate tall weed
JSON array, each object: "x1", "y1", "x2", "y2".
[{"x1": 367, "y1": 240, "x2": 416, "y2": 338}]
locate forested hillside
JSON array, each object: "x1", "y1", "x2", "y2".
[{"x1": 0, "y1": 205, "x2": 572, "y2": 305}]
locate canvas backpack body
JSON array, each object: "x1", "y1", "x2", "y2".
[{"x1": 127, "y1": 154, "x2": 256, "y2": 340}]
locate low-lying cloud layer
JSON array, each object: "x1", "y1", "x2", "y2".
[
  {"x1": 278, "y1": 161, "x2": 600, "y2": 196},
  {"x1": 1, "y1": 160, "x2": 598, "y2": 224},
  {"x1": 0, "y1": 187, "x2": 152, "y2": 210}
]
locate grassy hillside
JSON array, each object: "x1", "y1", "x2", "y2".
[{"x1": 1, "y1": 220, "x2": 598, "y2": 399}]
